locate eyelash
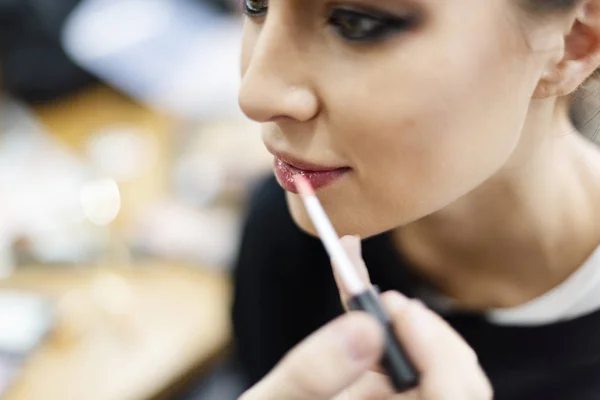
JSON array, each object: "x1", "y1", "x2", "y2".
[
  {"x1": 241, "y1": 1, "x2": 417, "y2": 43},
  {"x1": 242, "y1": 0, "x2": 268, "y2": 17},
  {"x1": 328, "y1": 7, "x2": 415, "y2": 43}
]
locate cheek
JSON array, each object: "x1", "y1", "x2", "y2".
[{"x1": 324, "y1": 28, "x2": 532, "y2": 223}]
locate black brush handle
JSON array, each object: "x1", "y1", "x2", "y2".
[{"x1": 347, "y1": 289, "x2": 419, "y2": 392}]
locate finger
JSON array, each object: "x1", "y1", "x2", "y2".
[
  {"x1": 241, "y1": 312, "x2": 385, "y2": 400},
  {"x1": 346, "y1": 371, "x2": 398, "y2": 400},
  {"x1": 381, "y1": 292, "x2": 493, "y2": 400},
  {"x1": 331, "y1": 391, "x2": 350, "y2": 400},
  {"x1": 332, "y1": 235, "x2": 371, "y2": 308}
]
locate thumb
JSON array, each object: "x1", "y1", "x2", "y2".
[{"x1": 241, "y1": 313, "x2": 385, "y2": 400}]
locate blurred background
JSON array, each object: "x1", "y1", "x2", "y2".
[{"x1": 0, "y1": 0, "x2": 269, "y2": 398}]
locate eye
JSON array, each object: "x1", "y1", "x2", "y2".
[
  {"x1": 243, "y1": 0, "x2": 268, "y2": 17},
  {"x1": 328, "y1": 7, "x2": 416, "y2": 43}
]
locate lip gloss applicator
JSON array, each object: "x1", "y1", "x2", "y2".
[{"x1": 294, "y1": 175, "x2": 419, "y2": 392}]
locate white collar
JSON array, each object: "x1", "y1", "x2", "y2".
[
  {"x1": 419, "y1": 246, "x2": 600, "y2": 326},
  {"x1": 487, "y1": 246, "x2": 600, "y2": 326}
]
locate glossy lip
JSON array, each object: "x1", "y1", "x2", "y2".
[
  {"x1": 266, "y1": 146, "x2": 348, "y2": 172},
  {"x1": 265, "y1": 146, "x2": 351, "y2": 193}
]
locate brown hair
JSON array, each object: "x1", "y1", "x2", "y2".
[{"x1": 523, "y1": 0, "x2": 600, "y2": 141}]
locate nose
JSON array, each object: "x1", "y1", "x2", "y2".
[{"x1": 238, "y1": 18, "x2": 319, "y2": 123}]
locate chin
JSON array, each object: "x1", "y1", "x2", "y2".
[{"x1": 285, "y1": 191, "x2": 388, "y2": 239}]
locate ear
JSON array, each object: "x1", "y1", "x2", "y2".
[{"x1": 534, "y1": 0, "x2": 600, "y2": 99}]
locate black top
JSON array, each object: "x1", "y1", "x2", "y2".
[{"x1": 232, "y1": 176, "x2": 600, "y2": 400}]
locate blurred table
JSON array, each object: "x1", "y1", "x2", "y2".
[
  {"x1": 0, "y1": 264, "x2": 231, "y2": 400},
  {"x1": 0, "y1": 85, "x2": 234, "y2": 399}
]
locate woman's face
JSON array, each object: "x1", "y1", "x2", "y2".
[{"x1": 239, "y1": 0, "x2": 552, "y2": 237}]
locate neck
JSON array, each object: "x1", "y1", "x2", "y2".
[{"x1": 394, "y1": 102, "x2": 600, "y2": 310}]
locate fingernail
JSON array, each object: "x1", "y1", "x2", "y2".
[
  {"x1": 335, "y1": 316, "x2": 381, "y2": 362},
  {"x1": 353, "y1": 235, "x2": 362, "y2": 257},
  {"x1": 345, "y1": 334, "x2": 374, "y2": 361},
  {"x1": 340, "y1": 235, "x2": 361, "y2": 260},
  {"x1": 383, "y1": 291, "x2": 409, "y2": 312}
]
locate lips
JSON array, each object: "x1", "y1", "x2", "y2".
[{"x1": 270, "y1": 152, "x2": 350, "y2": 194}]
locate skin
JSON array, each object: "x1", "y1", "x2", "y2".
[{"x1": 239, "y1": 0, "x2": 600, "y2": 310}]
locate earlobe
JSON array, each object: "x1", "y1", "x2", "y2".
[
  {"x1": 533, "y1": 70, "x2": 564, "y2": 99},
  {"x1": 532, "y1": 82, "x2": 548, "y2": 99}
]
